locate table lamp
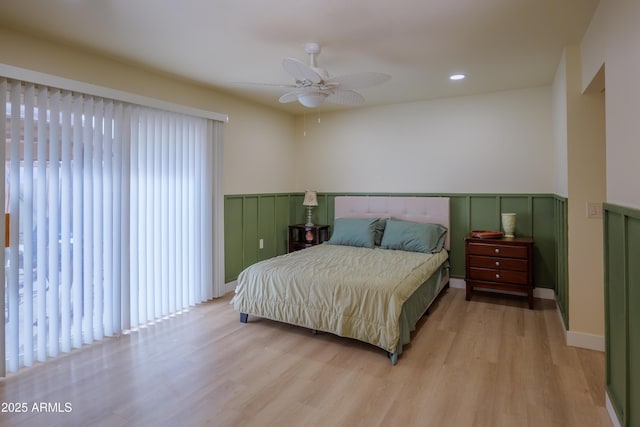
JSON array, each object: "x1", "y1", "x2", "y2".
[{"x1": 303, "y1": 190, "x2": 318, "y2": 226}]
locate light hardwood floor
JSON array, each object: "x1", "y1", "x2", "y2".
[{"x1": 0, "y1": 288, "x2": 611, "y2": 427}]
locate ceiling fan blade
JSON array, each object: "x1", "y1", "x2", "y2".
[
  {"x1": 282, "y1": 58, "x2": 323, "y2": 84},
  {"x1": 326, "y1": 89, "x2": 365, "y2": 105},
  {"x1": 233, "y1": 81, "x2": 298, "y2": 90},
  {"x1": 279, "y1": 91, "x2": 302, "y2": 104},
  {"x1": 328, "y1": 72, "x2": 390, "y2": 90}
]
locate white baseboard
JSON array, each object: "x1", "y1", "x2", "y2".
[
  {"x1": 555, "y1": 298, "x2": 605, "y2": 352},
  {"x1": 449, "y1": 278, "x2": 465, "y2": 289},
  {"x1": 556, "y1": 300, "x2": 568, "y2": 337},
  {"x1": 606, "y1": 391, "x2": 622, "y2": 427},
  {"x1": 222, "y1": 280, "x2": 237, "y2": 296},
  {"x1": 533, "y1": 287, "x2": 555, "y2": 300},
  {"x1": 566, "y1": 330, "x2": 605, "y2": 352}
]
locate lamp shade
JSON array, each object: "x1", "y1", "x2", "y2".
[{"x1": 302, "y1": 190, "x2": 318, "y2": 206}]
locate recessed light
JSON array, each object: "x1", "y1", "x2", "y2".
[{"x1": 449, "y1": 73, "x2": 466, "y2": 81}]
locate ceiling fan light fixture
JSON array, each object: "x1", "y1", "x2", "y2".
[{"x1": 298, "y1": 92, "x2": 327, "y2": 108}]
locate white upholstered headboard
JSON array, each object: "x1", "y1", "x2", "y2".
[{"x1": 334, "y1": 196, "x2": 451, "y2": 250}]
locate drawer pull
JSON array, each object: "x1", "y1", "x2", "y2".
[
  {"x1": 494, "y1": 248, "x2": 500, "y2": 253},
  {"x1": 496, "y1": 273, "x2": 500, "y2": 279},
  {"x1": 495, "y1": 261, "x2": 500, "y2": 267}
]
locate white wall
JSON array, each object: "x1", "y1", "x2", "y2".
[
  {"x1": 224, "y1": 105, "x2": 296, "y2": 194},
  {"x1": 0, "y1": 27, "x2": 296, "y2": 196},
  {"x1": 581, "y1": 0, "x2": 640, "y2": 210},
  {"x1": 294, "y1": 87, "x2": 554, "y2": 194},
  {"x1": 553, "y1": 46, "x2": 606, "y2": 338},
  {"x1": 552, "y1": 52, "x2": 569, "y2": 197}
]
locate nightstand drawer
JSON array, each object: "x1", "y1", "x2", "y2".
[
  {"x1": 468, "y1": 267, "x2": 529, "y2": 285},
  {"x1": 466, "y1": 242, "x2": 528, "y2": 259},
  {"x1": 468, "y1": 255, "x2": 528, "y2": 272}
]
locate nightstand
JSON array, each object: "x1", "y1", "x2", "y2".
[
  {"x1": 288, "y1": 224, "x2": 330, "y2": 252},
  {"x1": 465, "y1": 235, "x2": 534, "y2": 309}
]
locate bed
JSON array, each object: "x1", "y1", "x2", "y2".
[{"x1": 232, "y1": 196, "x2": 450, "y2": 365}]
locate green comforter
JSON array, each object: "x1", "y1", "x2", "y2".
[{"x1": 232, "y1": 243, "x2": 448, "y2": 353}]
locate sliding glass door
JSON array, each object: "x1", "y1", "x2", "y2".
[{"x1": 2, "y1": 78, "x2": 223, "y2": 374}]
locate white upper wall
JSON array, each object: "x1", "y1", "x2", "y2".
[
  {"x1": 294, "y1": 86, "x2": 554, "y2": 194},
  {"x1": 224, "y1": 105, "x2": 296, "y2": 194},
  {"x1": 552, "y1": 51, "x2": 569, "y2": 197},
  {"x1": 581, "y1": 0, "x2": 640, "y2": 209}
]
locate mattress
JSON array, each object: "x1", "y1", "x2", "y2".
[{"x1": 232, "y1": 243, "x2": 449, "y2": 353}]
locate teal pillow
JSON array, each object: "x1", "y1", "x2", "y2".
[
  {"x1": 380, "y1": 219, "x2": 447, "y2": 253},
  {"x1": 374, "y1": 218, "x2": 387, "y2": 246},
  {"x1": 328, "y1": 217, "x2": 379, "y2": 248}
]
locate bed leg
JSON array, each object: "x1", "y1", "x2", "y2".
[
  {"x1": 240, "y1": 313, "x2": 248, "y2": 323},
  {"x1": 387, "y1": 352, "x2": 398, "y2": 366}
]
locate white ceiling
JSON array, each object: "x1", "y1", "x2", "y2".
[{"x1": 0, "y1": 0, "x2": 599, "y2": 114}]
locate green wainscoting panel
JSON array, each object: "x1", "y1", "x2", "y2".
[
  {"x1": 532, "y1": 197, "x2": 556, "y2": 290},
  {"x1": 224, "y1": 197, "x2": 244, "y2": 283},
  {"x1": 242, "y1": 197, "x2": 259, "y2": 271},
  {"x1": 628, "y1": 215, "x2": 640, "y2": 427},
  {"x1": 257, "y1": 196, "x2": 276, "y2": 261},
  {"x1": 604, "y1": 203, "x2": 640, "y2": 427},
  {"x1": 225, "y1": 192, "x2": 561, "y2": 291},
  {"x1": 448, "y1": 196, "x2": 468, "y2": 278},
  {"x1": 291, "y1": 193, "x2": 305, "y2": 224},
  {"x1": 224, "y1": 194, "x2": 296, "y2": 282},
  {"x1": 315, "y1": 194, "x2": 331, "y2": 226},
  {"x1": 605, "y1": 207, "x2": 627, "y2": 424},
  {"x1": 274, "y1": 196, "x2": 291, "y2": 255},
  {"x1": 469, "y1": 196, "x2": 501, "y2": 231}
]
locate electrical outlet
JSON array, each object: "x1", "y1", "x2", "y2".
[
  {"x1": 586, "y1": 202, "x2": 603, "y2": 219},
  {"x1": 259, "y1": 239, "x2": 264, "y2": 249}
]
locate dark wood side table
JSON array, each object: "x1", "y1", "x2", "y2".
[
  {"x1": 465, "y1": 235, "x2": 535, "y2": 309},
  {"x1": 288, "y1": 224, "x2": 330, "y2": 252}
]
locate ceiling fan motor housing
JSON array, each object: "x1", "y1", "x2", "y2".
[{"x1": 304, "y1": 42, "x2": 321, "y2": 55}]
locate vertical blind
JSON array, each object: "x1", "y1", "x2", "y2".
[{"x1": 2, "y1": 78, "x2": 222, "y2": 373}]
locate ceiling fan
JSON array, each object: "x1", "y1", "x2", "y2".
[{"x1": 262, "y1": 42, "x2": 390, "y2": 108}]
